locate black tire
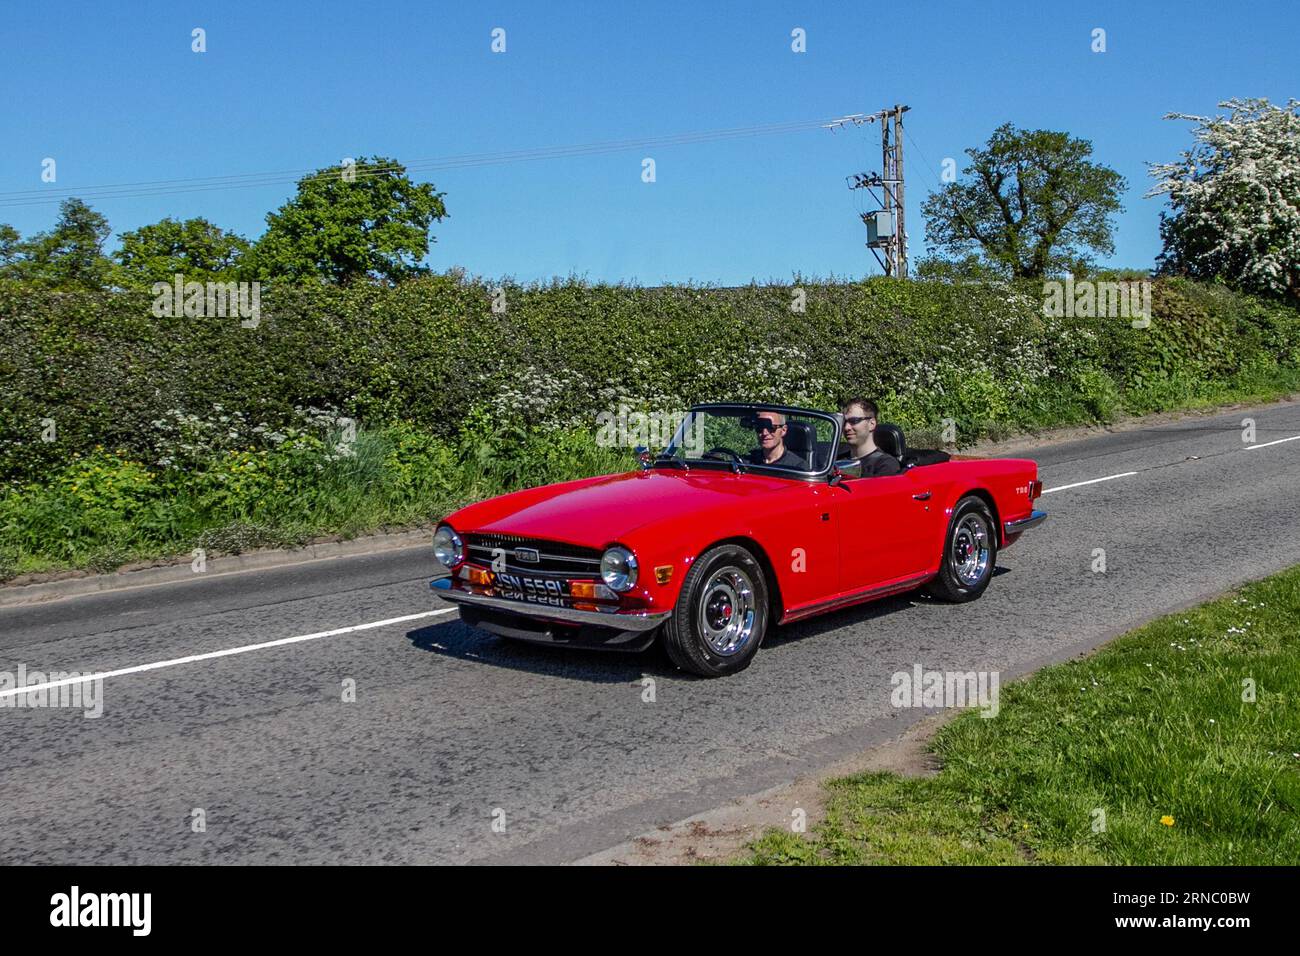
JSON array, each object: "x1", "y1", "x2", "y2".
[
  {"x1": 923, "y1": 495, "x2": 998, "y2": 602},
  {"x1": 661, "y1": 544, "x2": 769, "y2": 678}
]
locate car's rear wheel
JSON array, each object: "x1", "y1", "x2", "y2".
[
  {"x1": 661, "y1": 544, "x2": 768, "y2": 677},
  {"x1": 924, "y1": 495, "x2": 997, "y2": 602}
]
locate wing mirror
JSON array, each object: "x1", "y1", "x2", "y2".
[
  {"x1": 635, "y1": 445, "x2": 653, "y2": 471},
  {"x1": 829, "y1": 458, "x2": 862, "y2": 486}
]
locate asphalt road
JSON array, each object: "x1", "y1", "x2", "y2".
[{"x1": 2, "y1": 401, "x2": 1298, "y2": 864}]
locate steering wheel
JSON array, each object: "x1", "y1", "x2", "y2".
[{"x1": 703, "y1": 447, "x2": 743, "y2": 464}]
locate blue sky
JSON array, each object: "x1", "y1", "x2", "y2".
[{"x1": 1, "y1": 0, "x2": 1295, "y2": 284}]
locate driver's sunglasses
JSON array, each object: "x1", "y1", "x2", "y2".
[
  {"x1": 754, "y1": 420, "x2": 784, "y2": 433},
  {"x1": 844, "y1": 416, "x2": 874, "y2": 426}
]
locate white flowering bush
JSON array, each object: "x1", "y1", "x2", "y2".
[
  {"x1": 144, "y1": 404, "x2": 354, "y2": 470},
  {"x1": 692, "y1": 342, "x2": 831, "y2": 408},
  {"x1": 486, "y1": 364, "x2": 589, "y2": 430},
  {"x1": 1150, "y1": 98, "x2": 1300, "y2": 303}
]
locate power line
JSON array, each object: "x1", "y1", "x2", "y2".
[{"x1": 0, "y1": 115, "x2": 865, "y2": 209}]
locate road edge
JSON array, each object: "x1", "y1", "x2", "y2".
[{"x1": 0, "y1": 529, "x2": 432, "y2": 608}]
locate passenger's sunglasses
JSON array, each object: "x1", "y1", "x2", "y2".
[
  {"x1": 754, "y1": 420, "x2": 785, "y2": 433},
  {"x1": 844, "y1": 416, "x2": 874, "y2": 426}
]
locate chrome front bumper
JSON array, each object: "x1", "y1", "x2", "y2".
[
  {"x1": 430, "y1": 577, "x2": 670, "y2": 631},
  {"x1": 1003, "y1": 509, "x2": 1047, "y2": 536}
]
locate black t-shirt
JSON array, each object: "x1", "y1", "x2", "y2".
[
  {"x1": 747, "y1": 447, "x2": 809, "y2": 470},
  {"x1": 858, "y1": 448, "x2": 902, "y2": 476}
]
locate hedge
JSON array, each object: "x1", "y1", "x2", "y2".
[{"x1": 2, "y1": 273, "x2": 1299, "y2": 486}]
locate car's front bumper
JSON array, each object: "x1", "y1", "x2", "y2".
[
  {"x1": 1003, "y1": 509, "x2": 1047, "y2": 537},
  {"x1": 429, "y1": 577, "x2": 671, "y2": 631}
]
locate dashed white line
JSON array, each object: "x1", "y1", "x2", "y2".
[
  {"x1": 0, "y1": 607, "x2": 456, "y2": 701},
  {"x1": 1041, "y1": 432, "x2": 1300, "y2": 493},
  {"x1": 1041, "y1": 471, "x2": 1138, "y2": 495},
  {"x1": 1246, "y1": 434, "x2": 1300, "y2": 450}
]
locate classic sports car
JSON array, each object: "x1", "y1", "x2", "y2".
[{"x1": 431, "y1": 403, "x2": 1045, "y2": 677}]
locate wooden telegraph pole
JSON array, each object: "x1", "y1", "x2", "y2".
[{"x1": 835, "y1": 105, "x2": 911, "y2": 277}]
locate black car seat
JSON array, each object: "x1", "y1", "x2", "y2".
[
  {"x1": 784, "y1": 421, "x2": 816, "y2": 469},
  {"x1": 874, "y1": 422, "x2": 906, "y2": 463}
]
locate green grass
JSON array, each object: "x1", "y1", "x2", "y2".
[{"x1": 742, "y1": 565, "x2": 1300, "y2": 865}]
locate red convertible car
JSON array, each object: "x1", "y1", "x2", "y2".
[{"x1": 431, "y1": 403, "x2": 1045, "y2": 677}]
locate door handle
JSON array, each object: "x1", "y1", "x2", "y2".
[{"x1": 912, "y1": 491, "x2": 932, "y2": 501}]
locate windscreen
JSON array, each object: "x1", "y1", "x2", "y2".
[{"x1": 659, "y1": 407, "x2": 838, "y2": 473}]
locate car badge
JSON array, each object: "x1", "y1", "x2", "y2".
[{"x1": 514, "y1": 547, "x2": 541, "y2": 563}]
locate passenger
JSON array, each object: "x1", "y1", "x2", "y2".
[
  {"x1": 840, "y1": 397, "x2": 902, "y2": 476},
  {"x1": 746, "y1": 410, "x2": 809, "y2": 469}
]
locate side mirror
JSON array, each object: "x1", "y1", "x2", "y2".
[
  {"x1": 635, "y1": 445, "x2": 652, "y2": 471},
  {"x1": 829, "y1": 458, "x2": 862, "y2": 486}
]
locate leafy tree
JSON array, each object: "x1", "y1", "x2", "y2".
[
  {"x1": 0, "y1": 224, "x2": 20, "y2": 269},
  {"x1": 1150, "y1": 98, "x2": 1300, "y2": 304},
  {"x1": 112, "y1": 217, "x2": 251, "y2": 286},
  {"x1": 250, "y1": 156, "x2": 447, "y2": 284},
  {"x1": 3, "y1": 198, "x2": 112, "y2": 287},
  {"x1": 921, "y1": 124, "x2": 1126, "y2": 279},
  {"x1": 913, "y1": 253, "x2": 1008, "y2": 283}
]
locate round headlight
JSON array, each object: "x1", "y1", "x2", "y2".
[
  {"x1": 600, "y1": 546, "x2": 638, "y2": 592},
  {"x1": 433, "y1": 526, "x2": 464, "y2": 569}
]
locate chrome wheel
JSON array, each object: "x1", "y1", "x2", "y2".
[
  {"x1": 697, "y1": 567, "x2": 756, "y2": 657},
  {"x1": 951, "y1": 513, "x2": 991, "y2": 587}
]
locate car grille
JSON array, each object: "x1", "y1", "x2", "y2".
[{"x1": 464, "y1": 533, "x2": 604, "y2": 579}]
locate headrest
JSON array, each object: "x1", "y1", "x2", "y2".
[
  {"x1": 785, "y1": 420, "x2": 815, "y2": 456},
  {"x1": 875, "y1": 422, "x2": 906, "y2": 460}
]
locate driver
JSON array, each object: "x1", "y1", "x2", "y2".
[{"x1": 746, "y1": 410, "x2": 809, "y2": 469}]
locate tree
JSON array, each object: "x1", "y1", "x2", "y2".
[
  {"x1": 250, "y1": 156, "x2": 447, "y2": 284},
  {"x1": 4, "y1": 198, "x2": 112, "y2": 287},
  {"x1": 920, "y1": 124, "x2": 1126, "y2": 279},
  {"x1": 112, "y1": 217, "x2": 251, "y2": 286},
  {"x1": 0, "y1": 224, "x2": 20, "y2": 270},
  {"x1": 913, "y1": 253, "x2": 1007, "y2": 283},
  {"x1": 1149, "y1": 98, "x2": 1300, "y2": 304}
]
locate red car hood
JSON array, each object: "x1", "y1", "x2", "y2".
[{"x1": 450, "y1": 468, "x2": 795, "y2": 548}]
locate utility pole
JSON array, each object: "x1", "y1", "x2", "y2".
[
  {"x1": 887, "y1": 104, "x2": 908, "y2": 278},
  {"x1": 834, "y1": 104, "x2": 910, "y2": 277}
]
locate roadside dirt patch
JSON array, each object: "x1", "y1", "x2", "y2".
[{"x1": 574, "y1": 712, "x2": 949, "y2": 866}]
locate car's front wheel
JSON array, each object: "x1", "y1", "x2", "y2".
[
  {"x1": 661, "y1": 544, "x2": 768, "y2": 677},
  {"x1": 923, "y1": 495, "x2": 997, "y2": 602}
]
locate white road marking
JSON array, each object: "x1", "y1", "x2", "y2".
[
  {"x1": 1246, "y1": 434, "x2": 1300, "y2": 450},
  {"x1": 1041, "y1": 432, "x2": 1298, "y2": 494},
  {"x1": 1041, "y1": 471, "x2": 1138, "y2": 495},
  {"x1": 0, "y1": 607, "x2": 456, "y2": 701}
]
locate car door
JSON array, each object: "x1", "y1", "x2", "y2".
[
  {"x1": 759, "y1": 480, "x2": 840, "y2": 612},
  {"x1": 832, "y1": 468, "x2": 935, "y2": 594}
]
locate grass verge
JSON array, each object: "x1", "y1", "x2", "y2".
[{"x1": 741, "y1": 565, "x2": 1300, "y2": 865}]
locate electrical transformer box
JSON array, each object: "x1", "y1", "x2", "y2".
[{"x1": 865, "y1": 210, "x2": 895, "y2": 246}]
